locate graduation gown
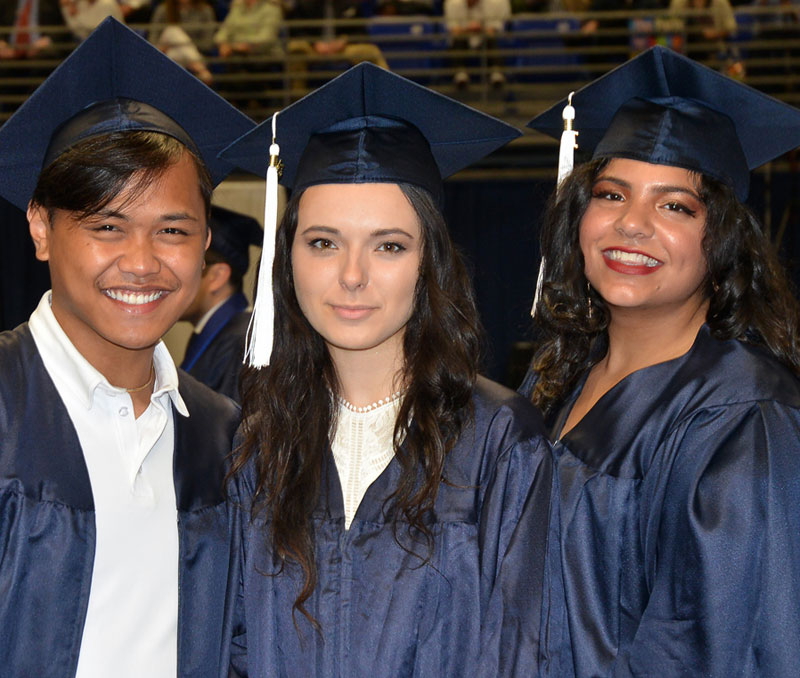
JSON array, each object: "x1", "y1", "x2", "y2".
[
  {"x1": 182, "y1": 292, "x2": 250, "y2": 403},
  {"x1": 225, "y1": 376, "x2": 553, "y2": 677},
  {"x1": 0, "y1": 324, "x2": 241, "y2": 678},
  {"x1": 520, "y1": 326, "x2": 800, "y2": 678}
]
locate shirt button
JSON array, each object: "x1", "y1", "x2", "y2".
[{"x1": 119, "y1": 406, "x2": 129, "y2": 417}]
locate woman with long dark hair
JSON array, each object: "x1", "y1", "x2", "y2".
[
  {"x1": 524, "y1": 47, "x2": 800, "y2": 676},
  {"x1": 220, "y1": 63, "x2": 552, "y2": 677}
]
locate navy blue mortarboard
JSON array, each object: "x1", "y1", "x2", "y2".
[
  {"x1": 220, "y1": 61, "x2": 521, "y2": 203},
  {"x1": 208, "y1": 205, "x2": 262, "y2": 278},
  {"x1": 0, "y1": 17, "x2": 254, "y2": 211},
  {"x1": 220, "y1": 61, "x2": 521, "y2": 367},
  {"x1": 527, "y1": 46, "x2": 800, "y2": 201}
]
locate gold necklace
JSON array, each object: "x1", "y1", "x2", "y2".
[{"x1": 125, "y1": 364, "x2": 155, "y2": 393}]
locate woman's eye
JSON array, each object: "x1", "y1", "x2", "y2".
[
  {"x1": 309, "y1": 238, "x2": 335, "y2": 249},
  {"x1": 592, "y1": 189, "x2": 623, "y2": 202},
  {"x1": 664, "y1": 201, "x2": 697, "y2": 217},
  {"x1": 377, "y1": 242, "x2": 406, "y2": 254}
]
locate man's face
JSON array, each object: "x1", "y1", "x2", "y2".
[{"x1": 28, "y1": 152, "x2": 210, "y2": 367}]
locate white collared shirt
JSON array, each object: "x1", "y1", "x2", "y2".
[{"x1": 28, "y1": 291, "x2": 188, "y2": 678}]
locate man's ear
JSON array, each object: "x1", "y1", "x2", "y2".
[
  {"x1": 206, "y1": 261, "x2": 233, "y2": 294},
  {"x1": 27, "y1": 204, "x2": 51, "y2": 262}
]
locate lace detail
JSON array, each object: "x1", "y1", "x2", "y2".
[{"x1": 331, "y1": 395, "x2": 403, "y2": 529}]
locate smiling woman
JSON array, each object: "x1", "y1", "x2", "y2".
[{"x1": 522, "y1": 47, "x2": 800, "y2": 677}]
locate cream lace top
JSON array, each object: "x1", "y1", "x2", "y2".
[{"x1": 331, "y1": 392, "x2": 404, "y2": 530}]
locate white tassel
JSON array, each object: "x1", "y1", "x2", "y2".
[
  {"x1": 531, "y1": 92, "x2": 578, "y2": 318},
  {"x1": 530, "y1": 256, "x2": 546, "y2": 318},
  {"x1": 557, "y1": 92, "x2": 578, "y2": 189},
  {"x1": 245, "y1": 112, "x2": 281, "y2": 368}
]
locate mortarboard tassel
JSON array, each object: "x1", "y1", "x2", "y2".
[
  {"x1": 531, "y1": 92, "x2": 578, "y2": 318},
  {"x1": 245, "y1": 112, "x2": 281, "y2": 368}
]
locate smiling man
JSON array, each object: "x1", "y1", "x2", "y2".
[{"x1": 0, "y1": 18, "x2": 253, "y2": 678}]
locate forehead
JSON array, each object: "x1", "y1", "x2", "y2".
[
  {"x1": 598, "y1": 158, "x2": 701, "y2": 190},
  {"x1": 96, "y1": 153, "x2": 205, "y2": 216},
  {"x1": 297, "y1": 183, "x2": 420, "y2": 234}
]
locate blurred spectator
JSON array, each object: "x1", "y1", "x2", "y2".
[
  {"x1": 443, "y1": 0, "x2": 510, "y2": 87},
  {"x1": 1, "y1": 0, "x2": 65, "y2": 59},
  {"x1": 179, "y1": 205, "x2": 262, "y2": 403},
  {"x1": 152, "y1": 0, "x2": 213, "y2": 83},
  {"x1": 213, "y1": 0, "x2": 283, "y2": 58},
  {"x1": 59, "y1": 0, "x2": 124, "y2": 41},
  {"x1": 118, "y1": 0, "x2": 153, "y2": 21},
  {"x1": 668, "y1": 0, "x2": 737, "y2": 64},
  {"x1": 150, "y1": 0, "x2": 216, "y2": 52},
  {"x1": 286, "y1": 0, "x2": 389, "y2": 90},
  {"x1": 376, "y1": 0, "x2": 437, "y2": 13}
]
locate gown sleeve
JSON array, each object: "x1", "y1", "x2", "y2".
[
  {"x1": 617, "y1": 400, "x2": 800, "y2": 677},
  {"x1": 478, "y1": 433, "x2": 555, "y2": 677}
]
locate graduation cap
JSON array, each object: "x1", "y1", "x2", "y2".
[
  {"x1": 528, "y1": 45, "x2": 800, "y2": 202},
  {"x1": 208, "y1": 205, "x2": 263, "y2": 278},
  {"x1": 0, "y1": 17, "x2": 254, "y2": 212},
  {"x1": 220, "y1": 61, "x2": 522, "y2": 367}
]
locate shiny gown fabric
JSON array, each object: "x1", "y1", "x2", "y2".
[
  {"x1": 225, "y1": 377, "x2": 553, "y2": 677},
  {"x1": 520, "y1": 326, "x2": 800, "y2": 677},
  {"x1": 0, "y1": 324, "x2": 240, "y2": 678}
]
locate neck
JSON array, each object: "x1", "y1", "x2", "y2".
[
  {"x1": 602, "y1": 298, "x2": 709, "y2": 377},
  {"x1": 328, "y1": 338, "x2": 405, "y2": 408}
]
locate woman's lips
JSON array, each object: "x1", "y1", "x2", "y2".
[
  {"x1": 602, "y1": 248, "x2": 663, "y2": 275},
  {"x1": 331, "y1": 305, "x2": 377, "y2": 320}
]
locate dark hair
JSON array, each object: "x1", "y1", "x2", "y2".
[
  {"x1": 232, "y1": 182, "x2": 482, "y2": 626},
  {"x1": 31, "y1": 130, "x2": 213, "y2": 220},
  {"x1": 530, "y1": 157, "x2": 800, "y2": 415}
]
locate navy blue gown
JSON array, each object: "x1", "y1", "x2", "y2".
[
  {"x1": 0, "y1": 324, "x2": 240, "y2": 678},
  {"x1": 181, "y1": 291, "x2": 250, "y2": 403},
  {"x1": 225, "y1": 377, "x2": 553, "y2": 677},
  {"x1": 521, "y1": 326, "x2": 800, "y2": 677}
]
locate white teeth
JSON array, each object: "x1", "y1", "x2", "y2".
[
  {"x1": 105, "y1": 290, "x2": 164, "y2": 305},
  {"x1": 605, "y1": 250, "x2": 661, "y2": 267}
]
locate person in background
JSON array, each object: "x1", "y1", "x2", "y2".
[
  {"x1": 220, "y1": 62, "x2": 553, "y2": 678},
  {"x1": 443, "y1": 0, "x2": 511, "y2": 88},
  {"x1": 180, "y1": 205, "x2": 262, "y2": 403},
  {"x1": 152, "y1": 0, "x2": 214, "y2": 84},
  {"x1": 0, "y1": 18, "x2": 253, "y2": 676},
  {"x1": 285, "y1": 0, "x2": 389, "y2": 91},
  {"x1": 213, "y1": 0, "x2": 283, "y2": 59},
  {"x1": 149, "y1": 0, "x2": 216, "y2": 53},
  {"x1": 1, "y1": 0, "x2": 65, "y2": 60},
  {"x1": 59, "y1": 0, "x2": 123, "y2": 41},
  {"x1": 119, "y1": 0, "x2": 154, "y2": 21},
  {"x1": 668, "y1": 0, "x2": 738, "y2": 66},
  {"x1": 525, "y1": 46, "x2": 800, "y2": 676}
]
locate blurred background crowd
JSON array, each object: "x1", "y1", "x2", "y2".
[{"x1": 3, "y1": 0, "x2": 800, "y2": 385}]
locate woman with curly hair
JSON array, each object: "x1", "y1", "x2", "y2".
[
  {"x1": 220, "y1": 63, "x2": 552, "y2": 677},
  {"x1": 523, "y1": 47, "x2": 800, "y2": 677}
]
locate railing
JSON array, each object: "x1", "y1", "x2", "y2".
[{"x1": 2, "y1": 8, "x2": 800, "y2": 168}]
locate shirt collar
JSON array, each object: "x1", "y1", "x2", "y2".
[
  {"x1": 193, "y1": 296, "x2": 228, "y2": 334},
  {"x1": 28, "y1": 291, "x2": 189, "y2": 417}
]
